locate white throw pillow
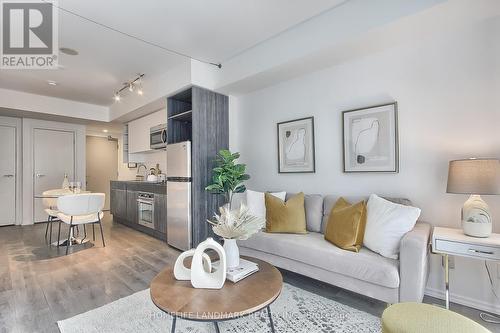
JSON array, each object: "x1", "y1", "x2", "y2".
[
  {"x1": 246, "y1": 190, "x2": 286, "y2": 218},
  {"x1": 363, "y1": 194, "x2": 421, "y2": 259}
]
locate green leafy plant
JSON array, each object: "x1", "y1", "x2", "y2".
[{"x1": 205, "y1": 149, "x2": 250, "y2": 208}]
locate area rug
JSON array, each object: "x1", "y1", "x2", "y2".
[{"x1": 57, "y1": 283, "x2": 381, "y2": 333}]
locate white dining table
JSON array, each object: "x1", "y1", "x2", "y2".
[{"x1": 34, "y1": 189, "x2": 91, "y2": 248}]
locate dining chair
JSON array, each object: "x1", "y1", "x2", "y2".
[
  {"x1": 43, "y1": 189, "x2": 71, "y2": 244},
  {"x1": 56, "y1": 193, "x2": 106, "y2": 255}
]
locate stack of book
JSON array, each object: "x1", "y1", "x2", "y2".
[{"x1": 213, "y1": 258, "x2": 259, "y2": 283}]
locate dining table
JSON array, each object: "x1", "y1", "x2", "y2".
[{"x1": 34, "y1": 189, "x2": 92, "y2": 248}]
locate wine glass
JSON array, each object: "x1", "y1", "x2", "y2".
[
  {"x1": 75, "y1": 182, "x2": 81, "y2": 194},
  {"x1": 69, "y1": 182, "x2": 75, "y2": 192}
]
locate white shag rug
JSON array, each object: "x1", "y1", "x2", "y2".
[{"x1": 58, "y1": 283, "x2": 381, "y2": 333}]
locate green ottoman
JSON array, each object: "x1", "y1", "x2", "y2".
[{"x1": 382, "y1": 303, "x2": 491, "y2": 333}]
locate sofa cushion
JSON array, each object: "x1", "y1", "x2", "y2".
[
  {"x1": 286, "y1": 193, "x2": 323, "y2": 232},
  {"x1": 247, "y1": 190, "x2": 287, "y2": 218},
  {"x1": 322, "y1": 195, "x2": 415, "y2": 233},
  {"x1": 239, "y1": 231, "x2": 400, "y2": 289},
  {"x1": 265, "y1": 193, "x2": 307, "y2": 233},
  {"x1": 364, "y1": 194, "x2": 421, "y2": 259},
  {"x1": 324, "y1": 198, "x2": 367, "y2": 252}
]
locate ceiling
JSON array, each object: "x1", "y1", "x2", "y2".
[{"x1": 0, "y1": 0, "x2": 346, "y2": 106}]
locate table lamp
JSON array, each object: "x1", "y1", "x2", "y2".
[{"x1": 446, "y1": 158, "x2": 500, "y2": 237}]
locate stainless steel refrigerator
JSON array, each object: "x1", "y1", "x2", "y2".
[{"x1": 166, "y1": 141, "x2": 192, "y2": 251}]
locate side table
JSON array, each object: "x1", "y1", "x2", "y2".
[{"x1": 432, "y1": 226, "x2": 500, "y2": 323}]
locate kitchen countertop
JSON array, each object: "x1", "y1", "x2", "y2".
[
  {"x1": 110, "y1": 180, "x2": 167, "y2": 194},
  {"x1": 111, "y1": 180, "x2": 167, "y2": 185}
]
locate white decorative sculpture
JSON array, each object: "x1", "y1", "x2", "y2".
[
  {"x1": 173, "y1": 249, "x2": 212, "y2": 281},
  {"x1": 190, "y1": 238, "x2": 226, "y2": 289}
]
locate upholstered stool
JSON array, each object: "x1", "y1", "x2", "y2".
[{"x1": 382, "y1": 303, "x2": 491, "y2": 333}]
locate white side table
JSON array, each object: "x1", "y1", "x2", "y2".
[{"x1": 431, "y1": 227, "x2": 500, "y2": 311}]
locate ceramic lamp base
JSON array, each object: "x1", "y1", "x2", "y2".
[{"x1": 462, "y1": 195, "x2": 492, "y2": 238}]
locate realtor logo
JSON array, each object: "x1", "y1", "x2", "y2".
[{"x1": 1, "y1": 0, "x2": 58, "y2": 69}]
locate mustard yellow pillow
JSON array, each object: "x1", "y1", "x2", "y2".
[
  {"x1": 265, "y1": 192, "x2": 307, "y2": 234},
  {"x1": 324, "y1": 198, "x2": 367, "y2": 252}
]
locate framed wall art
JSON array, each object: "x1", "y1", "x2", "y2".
[
  {"x1": 342, "y1": 102, "x2": 398, "y2": 173},
  {"x1": 277, "y1": 117, "x2": 315, "y2": 173}
]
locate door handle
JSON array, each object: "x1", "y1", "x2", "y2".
[
  {"x1": 35, "y1": 173, "x2": 45, "y2": 178},
  {"x1": 3, "y1": 174, "x2": 14, "y2": 178}
]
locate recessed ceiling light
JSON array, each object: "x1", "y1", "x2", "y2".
[
  {"x1": 47, "y1": 80, "x2": 57, "y2": 86},
  {"x1": 102, "y1": 129, "x2": 108, "y2": 133},
  {"x1": 59, "y1": 47, "x2": 79, "y2": 56}
]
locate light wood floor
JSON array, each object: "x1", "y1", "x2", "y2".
[{"x1": 0, "y1": 214, "x2": 497, "y2": 332}]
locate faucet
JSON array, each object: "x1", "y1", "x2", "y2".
[{"x1": 137, "y1": 163, "x2": 148, "y2": 179}]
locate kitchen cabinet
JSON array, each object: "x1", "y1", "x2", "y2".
[
  {"x1": 154, "y1": 193, "x2": 167, "y2": 234},
  {"x1": 128, "y1": 109, "x2": 167, "y2": 153},
  {"x1": 126, "y1": 190, "x2": 138, "y2": 224},
  {"x1": 110, "y1": 189, "x2": 127, "y2": 219},
  {"x1": 110, "y1": 180, "x2": 167, "y2": 241}
]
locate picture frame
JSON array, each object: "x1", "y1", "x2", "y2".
[
  {"x1": 277, "y1": 117, "x2": 315, "y2": 173},
  {"x1": 342, "y1": 102, "x2": 399, "y2": 173}
]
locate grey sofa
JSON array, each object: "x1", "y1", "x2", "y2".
[{"x1": 238, "y1": 194, "x2": 431, "y2": 304}]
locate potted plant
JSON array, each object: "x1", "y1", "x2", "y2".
[
  {"x1": 205, "y1": 150, "x2": 250, "y2": 209},
  {"x1": 205, "y1": 150, "x2": 263, "y2": 268}
]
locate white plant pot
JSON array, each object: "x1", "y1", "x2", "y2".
[{"x1": 224, "y1": 238, "x2": 240, "y2": 268}]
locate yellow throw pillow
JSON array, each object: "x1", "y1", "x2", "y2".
[
  {"x1": 324, "y1": 197, "x2": 367, "y2": 252},
  {"x1": 265, "y1": 192, "x2": 307, "y2": 234}
]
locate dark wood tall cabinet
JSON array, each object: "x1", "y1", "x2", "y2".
[{"x1": 167, "y1": 86, "x2": 229, "y2": 247}]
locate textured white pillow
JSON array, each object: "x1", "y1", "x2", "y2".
[
  {"x1": 246, "y1": 190, "x2": 286, "y2": 218},
  {"x1": 364, "y1": 194, "x2": 421, "y2": 259}
]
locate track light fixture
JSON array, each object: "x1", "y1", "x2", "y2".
[{"x1": 113, "y1": 73, "x2": 145, "y2": 102}]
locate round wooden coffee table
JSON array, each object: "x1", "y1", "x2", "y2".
[{"x1": 150, "y1": 256, "x2": 282, "y2": 333}]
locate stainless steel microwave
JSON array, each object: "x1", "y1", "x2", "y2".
[{"x1": 150, "y1": 124, "x2": 167, "y2": 149}]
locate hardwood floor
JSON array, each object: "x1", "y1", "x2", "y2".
[
  {"x1": 0, "y1": 213, "x2": 180, "y2": 333},
  {"x1": 0, "y1": 214, "x2": 497, "y2": 332}
]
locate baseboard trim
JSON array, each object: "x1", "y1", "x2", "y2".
[{"x1": 425, "y1": 287, "x2": 500, "y2": 315}]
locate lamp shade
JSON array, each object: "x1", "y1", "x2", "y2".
[{"x1": 446, "y1": 158, "x2": 500, "y2": 195}]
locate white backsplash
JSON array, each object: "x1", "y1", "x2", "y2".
[
  {"x1": 143, "y1": 150, "x2": 167, "y2": 174},
  {"x1": 129, "y1": 149, "x2": 167, "y2": 176}
]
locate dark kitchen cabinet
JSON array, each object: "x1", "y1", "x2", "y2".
[
  {"x1": 110, "y1": 181, "x2": 167, "y2": 241},
  {"x1": 110, "y1": 189, "x2": 127, "y2": 219},
  {"x1": 154, "y1": 194, "x2": 167, "y2": 235},
  {"x1": 126, "y1": 190, "x2": 138, "y2": 224}
]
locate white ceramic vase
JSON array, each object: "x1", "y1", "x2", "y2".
[
  {"x1": 190, "y1": 238, "x2": 226, "y2": 289},
  {"x1": 224, "y1": 238, "x2": 240, "y2": 268}
]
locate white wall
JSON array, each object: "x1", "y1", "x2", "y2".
[
  {"x1": 230, "y1": 17, "x2": 500, "y2": 312},
  {"x1": 117, "y1": 136, "x2": 137, "y2": 181},
  {"x1": 22, "y1": 119, "x2": 86, "y2": 225},
  {"x1": 0, "y1": 88, "x2": 108, "y2": 121}
]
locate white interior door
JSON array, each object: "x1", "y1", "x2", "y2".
[
  {"x1": 33, "y1": 129, "x2": 75, "y2": 223},
  {"x1": 86, "y1": 136, "x2": 118, "y2": 210},
  {"x1": 0, "y1": 125, "x2": 17, "y2": 226}
]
